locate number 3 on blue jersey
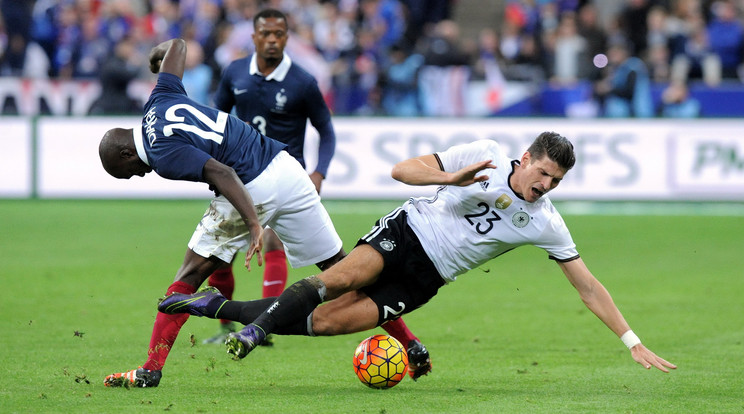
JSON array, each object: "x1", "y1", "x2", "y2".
[
  {"x1": 251, "y1": 115, "x2": 267, "y2": 135},
  {"x1": 163, "y1": 104, "x2": 228, "y2": 144}
]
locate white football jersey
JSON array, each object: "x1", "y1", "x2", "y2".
[{"x1": 404, "y1": 139, "x2": 579, "y2": 282}]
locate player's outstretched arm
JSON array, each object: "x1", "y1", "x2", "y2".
[
  {"x1": 148, "y1": 38, "x2": 186, "y2": 79},
  {"x1": 391, "y1": 154, "x2": 496, "y2": 187},
  {"x1": 558, "y1": 258, "x2": 677, "y2": 373}
]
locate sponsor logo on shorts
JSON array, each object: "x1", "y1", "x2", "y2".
[{"x1": 380, "y1": 239, "x2": 396, "y2": 251}]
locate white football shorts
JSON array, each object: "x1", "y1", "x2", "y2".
[{"x1": 188, "y1": 151, "x2": 342, "y2": 268}]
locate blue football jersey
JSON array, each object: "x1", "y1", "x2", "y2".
[
  {"x1": 138, "y1": 73, "x2": 286, "y2": 186},
  {"x1": 213, "y1": 55, "x2": 334, "y2": 173}
]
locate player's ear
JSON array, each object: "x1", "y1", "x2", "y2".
[
  {"x1": 120, "y1": 148, "x2": 136, "y2": 159},
  {"x1": 521, "y1": 151, "x2": 531, "y2": 165}
]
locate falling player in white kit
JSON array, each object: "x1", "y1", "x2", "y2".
[{"x1": 159, "y1": 133, "x2": 677, "y2": 374}]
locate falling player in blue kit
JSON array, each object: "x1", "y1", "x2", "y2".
[
  {"x1": 160, "y1": 133, "x2": 677, "y2": 376},
  {"x1": 97, "y1": 37, "x2": 428, "y2": 388}
]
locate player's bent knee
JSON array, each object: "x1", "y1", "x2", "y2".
[{"x1": 311, "y1": 292, "x2": 378, "y2": 336}]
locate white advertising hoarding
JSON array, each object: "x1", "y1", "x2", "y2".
[
  {"x1": 37, "y1": 117, "x2": 213, "y2": 198},
  {"x1": 9, "y1": 117, "x2": 744, "y2": 201},
  {"x1": 320, "y1": 118, "x2": 744, "y2": 201},
  {"x1": 0, "y1": 118, "x2": 32, "y2": 197}
]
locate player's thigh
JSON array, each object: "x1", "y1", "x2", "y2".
[
  {"x1": 262, "y1": 227, "x2": 283, "y2": 251},
  {"x1": 317, "y1": 244, "x2": 384, "y2": 299},
  {"x1": 268, "y1": 181, "x2": 342, "y2": 268},
  {"x1": 188, "y1": 196, "x2": 248, "y2": 264},
  {"x1": 312, "y1": 290, "x2": 379, "y2": 336},
  {"x1": 174, "y1": 248, "x2": 227, "y2": 287}
]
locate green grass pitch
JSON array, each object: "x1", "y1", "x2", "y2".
[{"x1": 1, "y1": 199, "x2": 742, "y2": 413}]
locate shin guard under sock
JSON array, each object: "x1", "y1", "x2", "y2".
[
  {"x1": 216, "y1": 297, "x2": 277, "y2": 325},
  {"x1": 262, "y1": 250, "x2": 288, "y2": 298},
  {"x1": 207, "y1": 266, "x2": 235, "y2": 325},
  {"x1": 143, "y1": 281, "x2": 196, "y2": 371},
  {"x1": 251, "y1": 276, "x2": 325, "y2": 334},
  {"x1": 382, "y1": 318, "x2": 419, "y2": 348}
]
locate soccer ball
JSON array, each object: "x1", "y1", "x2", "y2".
[{"x1": 352, "y1": 334, "x2": 409, "y2": 389}]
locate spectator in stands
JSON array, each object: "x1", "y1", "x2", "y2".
[
  {"x1": 73, "y1": 16, "x2": 109, "y2": 78},
  {"x1": 379, "y1": 42, "x2": 424, "y2": 116},
  {"x1": 0, "y1": 31, "x2": 50, "y2": 78},
  {"x1": 643, "y1": 5, "x2": 672, "y2": 83},
  {"x1": 500, "y1": 23, "x2": 546, "y2": 84},
  {"x1": 594, "y1": 36, "x2": 654, "y2": 118},
  {"x1": 705, "y1": 0, "x2": 743, "y2": 80},
  {"x1": 418, "y1": 19, "x2": 472, "y2": 116},
  {"x1": 312, "y1": 1, "x2": 355, "y2": 62},
  {"x1": 658, "y1": 80, "x2": 701, "y2": 117},
  {"x1": 665, "y1": 0, "x2": 701, "y2": 59},
  {"x1": 182, "y1": 0, "x2": 222, "y2": 48},
  {"x1": 0, "y1": 0, "x2": 50, "y2": 79},
  {"x1": 400, "y1": 0, "x2": 454, "y2": 49},
  {"x1": 98, "y1": 0, "x2": 139, "y2": 49},
  {"x1": 88, "y1": 36, "x2": 142, "y2": 115},
  {"x1": 52, "y1": 1, "x2": 81, "y2": 79},
  {"x1": 619, "y1": 0, "x2": 654, "y2": 58},
  {"x1": 29, "y1": 0, "x2": 57, "y2": 67},
  {"x1": 472, "y1": 27, "x2": 508, "y2": 113},
  {"x1": 576, "y1": 2, "x2": 607, "y2": 81},
  {"x1": 359, "y1": 0, "x2": 406, "y2": 51},
  {"x1": 333, "y1": 27, "x2": 382, "y2": 114},
  {"x1": 646, "y1": 41, "x2": 671, "y2": 82},
  {"x1": 670, "y1": 14, "x2": 721, "y2": 85},
  {"x1": 420, "y1": 19, "x2": 470, "y2": 67},
  {"x1": 551, "y1": 11, "x2": 587, "y2": 84},
  {"x1": 181, "y1": 39, "x2": 212, "y2": 105},
  {"x1": 145, "y1": 0, "x2": 184, "y2": 45}
]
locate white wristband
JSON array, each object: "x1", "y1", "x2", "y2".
[{"x1": 621, "y1": 330, "x2": 641, "y2": 349}]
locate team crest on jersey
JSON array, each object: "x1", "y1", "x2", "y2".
[
  {"x1": 379, "y1": 239, "x2": 396, "y2": 251},
  {"x1": 275, "y1": 89, "x2": 287, "y2": 111},
  {"x1": 511, "y1": 211, "x2": 530, "y2": 228},
  {"x1": 494, "y1": 194, "x2": 512, "y2": 209}
]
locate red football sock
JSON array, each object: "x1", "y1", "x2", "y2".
[
  {"x1": 382, "y1": 318, "x2": 419, "y2": 348},
  {"x1": 142, "y1": 281, "x2": 196, "y2": 371},
  {"x1": 207, "y1": 266, "x2": 235, "y2": 324},
  {"x1": 262, "y1": 250, "x2": 287, "y2": 298}
]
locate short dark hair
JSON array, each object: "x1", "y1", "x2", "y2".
[
  {"x1": 254, "y1": 8, "x2": 288, "y2": 29},
  {"x1": 527, "y1": 131, "x2": 576, "y2": 171}
]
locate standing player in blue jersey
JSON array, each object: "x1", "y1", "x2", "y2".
[
  {"x1": 202, "y1": 8, "x2": 432, "y2": 377},
  {"x1": 200, "y1": 8, "x2": 338, "y2": 345},
  {"x1": 160, "y1": 134, "x2": 677, "y2": 376}
]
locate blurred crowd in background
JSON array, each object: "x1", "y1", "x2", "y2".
[{"x1": 1, "y1": 0, "x2": 742, "y2": 117}]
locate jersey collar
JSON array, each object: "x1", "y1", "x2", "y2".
[
  {"x1": 132, "y1": 127, "x2": 150, "y2": 166},
  {"x1": 249, "y1": 52, "x2": 292, "y2": 81},
  {"x1": 508, "y1": 159, "x2": 522, "y2": 200}
]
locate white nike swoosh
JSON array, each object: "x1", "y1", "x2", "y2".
[
  {"x1": 263, "y1": 280, "x2": 284, "y2": 286},
  {"x1": 359, "y1": 350, "x2": 368, "y2": 365},
  {"x1": 233, "y1": 88, "x2": 248, "y2": 95}
]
